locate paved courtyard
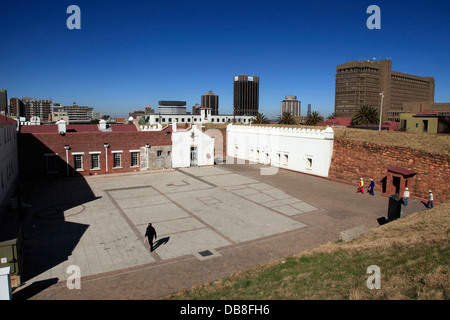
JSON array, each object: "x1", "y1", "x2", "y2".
[{"x1": 13, "y1": 163, "x2": 425, "y2": 299}]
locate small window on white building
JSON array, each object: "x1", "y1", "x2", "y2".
[
  {"x1": 306, "y1": 157, "x2": 313, "y2": 169},
  {"x1": 157, "y1": 150, "x2": 163, "y2": 157},
  {"x1": 283, "y1": 154, "x2": 289, "y2": 166}
]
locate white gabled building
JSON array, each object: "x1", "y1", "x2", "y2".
[
  {"x1": 171, "y1": 122, "x2": 215, "y2": 168},
  {"x1": 226, "y1": 124, "x2": 334, "y2": 177}
]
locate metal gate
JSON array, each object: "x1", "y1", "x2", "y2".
[{"x1": 190, "y1": 146, "x2": 198, "y2": 166}]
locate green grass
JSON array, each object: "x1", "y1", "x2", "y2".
[{"x1": 166, "y1": 203, "x2": 450, "y2": 300}]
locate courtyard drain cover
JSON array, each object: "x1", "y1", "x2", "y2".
[{"x1": 198, "y1": 250, "x2": 213, "y2": 257}]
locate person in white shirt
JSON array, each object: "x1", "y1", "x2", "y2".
[
  {"x1": 402, "y1": 188, "x2": 410, "y2": 206},
  {"x1": 428, "y1": 190, "x2": 434, "y2": 208}
]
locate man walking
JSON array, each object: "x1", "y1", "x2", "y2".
[
  {"x1": 368, "y1": 179, "x2": 375, "y2": 195},
  {"x1": 357, "y1": 178, "x2": 364, "y2": 194},
  {"x1": 145, "y1": 223, "x2": 157, "y2": 252}
]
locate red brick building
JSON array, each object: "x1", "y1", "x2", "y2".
[{"x1": 19, "y1": 123, "x2": 173, "y2": 180}]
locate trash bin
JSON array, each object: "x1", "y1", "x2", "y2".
[{"x1": 388, "y1": 194, "x2": 402, "y2": 221}]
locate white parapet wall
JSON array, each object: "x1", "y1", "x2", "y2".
[{"x1": 226, "y1": 124, "x2": 334, "y2": 177}]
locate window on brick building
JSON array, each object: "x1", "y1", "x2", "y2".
[
  {"x1": 91, "y1": 154, "x2": 100, "y2": 170},
  {"x1": 74, "y1": 155, "x2": 83, "y2": 171},
  {"x1": 113, "y1": 153, "x2": 121, "y2": 168},
  {"x1": 157, "y1": 150, "x2": 162, "y2": 157},
  {"x1": 131, "y1": 152, "x2": 139, "y2": 167}
]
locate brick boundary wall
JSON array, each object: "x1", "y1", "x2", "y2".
[
  {"x1": 328, "y1": 138, "x2": 450, "y2": 204},
  {"x1": 219, "y1": 127, "x2": 449, "y2": 204}
]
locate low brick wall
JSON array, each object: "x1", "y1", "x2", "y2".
[{"x1": 329, "y1": 138, "x2": 450, "y2": 203}]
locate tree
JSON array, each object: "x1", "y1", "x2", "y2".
[
  {"x1": 251, "y1": 113, "x2": 269, "y2": 124},
  {"x1": 351, "y1": 106, "x2": 379, "y2": 125},
  {"x1": 305, "y1": 111, "x2": 324, "y2": 125},
  {"x1": 278, "y1": 112, "x2": 297, "y2": 125}
]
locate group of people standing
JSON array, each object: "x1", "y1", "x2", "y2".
[{"x1": 356, "y1": 178, "x2": 434, "y2": 208}]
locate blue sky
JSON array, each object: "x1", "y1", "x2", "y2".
[{"x1": 1, "y1": 0, "x2": 449, "y2": 119}]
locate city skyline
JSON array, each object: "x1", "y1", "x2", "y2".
[{"x1": 1, "y1": 0, "x2": 449, "y2": 119}]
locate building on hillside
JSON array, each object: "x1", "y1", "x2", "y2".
[
  {"x1": 388, "y1": 101, "x2": 450, "y2": 122},
  {"x1": 227, "y1": 124, "x2": 334, "y2": 177},
  {"x1": 400, "y1": 111, "x2": 450, "y2": 133},
  {"x1": 0, "y1": 117, "x2": 19, "y2": 221},
  {"x1": 335, "y1": 59, "x2": 435, "y2": 122}
]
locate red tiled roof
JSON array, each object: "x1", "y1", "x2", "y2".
[
  {"x1": 387, "y1": 167, "x2": 416, "y2": 176},
  {"x1": 110, "y1": 124, "x2": 137, "y2": 132},
  {"x1": 67, "y1": 124, "x2": 99, "y2": 132},
  {"x1": 20, "y1": 125, "x2": 58, "y2": 133},
  {"x1": 317, "y1": 117, "x2": 352, "y2": 127},
  {"x1": 415, "y1": 110, "x2": 439, "y2": 116},
  {"x1": 0, "y1": 117, "x2": 17, "y2": 125}
]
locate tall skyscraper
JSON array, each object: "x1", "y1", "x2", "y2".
[
  {"x1": 0, "y1": 90, "x2": 7, "y2": 113},
  {"x1": 307, "y1": 104, "x2": 312, "y2": 117},
  {"x1": 281, "y1": 96, "x2": 301, "y2": 117},
  {"x1": 233, "y1": 75, "x2": 259, "y2": 116},
  {"x1": 335, "y1": 59, "x2": 435, "y2": 121},
  {"x1": 201, "y1": 90, "x2": 219, "y2": 115}
]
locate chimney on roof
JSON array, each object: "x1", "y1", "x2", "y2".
[
  {"x1": 56, "y1": 119, "x2": 67, "y2": 135},
  {"x1": 172, "y1": 120, "x2": 177, "y2": 133},
  {"x1": 99, "y1": 119, "x2": 107, "y2": 130}
]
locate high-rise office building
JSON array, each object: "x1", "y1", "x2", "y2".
[
  {"x1": 281, "y1": 96, "x2": 301, "y2": 117},
  {"x1": 22, "y1": 97, "x2": 53, "y2": 121},
  {"x1": 9, "y1": 98, "x2": 25, "y2": 117},
  {"x1": 201, "y1": 90, "x2": 219, "y2": 115},
  {"x1": 158, "y1": 101, "x2": 187, "y2": 115},
  {"x1": 307, "y1": 104, "x2": 312, "y2": 117},
  {"x1": 53, "y1": 102, "x2": 94, "y2": 122},
  {"x1": 0, "y1": 90, "x2": 7, "y2": 113},
  {"x1": 335, "y1": 59, "x2": 435, "y2": 121},
  {"x1": 233, "y1": 75, "x2": 259, "y2": 116}
]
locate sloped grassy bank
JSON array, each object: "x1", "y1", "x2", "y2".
[{"x1": 166, "y1": 203, "x2": 449, "y2": 300}]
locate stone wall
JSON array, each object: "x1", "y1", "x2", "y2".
[{"x1": 328, "y1": 138, "x2": 450, "y2": 203}]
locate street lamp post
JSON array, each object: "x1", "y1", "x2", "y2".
[
  {"x1": 104, "y1": 143, "x2": 109, "y2": 172},
  {"x1": 64, "y1": 145, "x2": 70, "y2": 176},
  {"x1": 145, "y1": 144, "x2": 150, "y2": 170},
  {"x1": 379, "y1": 91, "x2": 384, "y2": 131}
]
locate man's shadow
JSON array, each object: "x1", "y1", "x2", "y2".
[{"x1": 153, "y1": 236, "x2": 170, "y2": 251}]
